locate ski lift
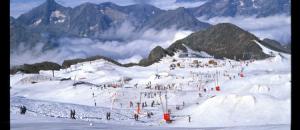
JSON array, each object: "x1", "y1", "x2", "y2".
[
  {"x1": 215, "y1": 71, "x2": 221, "y2": 91},
  {"x1": 164, "y1": 113, "x2": 171, "y2": 122},
  {"x1": 215, "y1": 85, "x2": 220, "y2": 91}
]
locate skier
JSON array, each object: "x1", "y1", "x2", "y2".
[
  {"x1": 71, "y1": 109, "x2": 75, "y2": 119},
  {"x1": 70, "y1": 109, "x2": 73, "y2": 119},
  {"x1": 130, "y1": 101, "x2": 133, "y2": 108},
  {"x1": 151, "y1": 100, "x2": 155, "y2": 107},
  {"x1": 176, "y1": 105, "x2": 180, "y2": 110},
  {"x1": 19, "y1": 106, "x2": 23, "y2": 114},
  {"x1": 20, "y1": 105, "x2": 26, "y2": 115},
  {"x1": 23, "y1": 106, "x2": 27, "y2": 114},
  {"x1": 106, "y1": 112, "x2": 111, "y2": 120},
  {"x1": 106, "y1": 112, "x2": 109, "y2": 120},
  {"x1": 147, "y1": 112, "x2": 151, "y2": 118},
  {"x1": 199, "y1": 93, "x2": 202, "y2": 97},
  {"x1": 188, "y1": 115, "x2": 191, "y2": 122},
  {"x1": 135, "y1": 114, "x2": 139, "y2": 121},
  {"x1": 73, "y1": 109, "x2": 76, "y2": 119}
]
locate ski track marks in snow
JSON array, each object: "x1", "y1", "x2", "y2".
[{"x1": 10, "y1": 42, "x2": 291, "y2": 129}]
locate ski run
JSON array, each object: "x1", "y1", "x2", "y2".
[{"x1": 10, "y1": 41, "x2": 291, "y2": 130}]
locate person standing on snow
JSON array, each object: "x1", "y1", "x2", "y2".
[
  {"x1": 70, "y1": 109, "x2": 73, "y2": 119},
  {"x1": 72, "y1": 109, "x2": 76, "y2": 119},
  {"x1": 136, "y1": 114, "x2": 139, "y2": 121},
  {"x1": 106, "y1": 112, "x2": 111, "y2": 120},
  {"x1": 130, "y1": 101, "x2": 133, "y2": 108},
  {"x1": 151, "y1": 100, "x2": 155, "y2": 107},
  {"x1": 20, "y1": 106, "x2": 23, "y2": 114},
  {"x1": 20, "y1": 105, "x2": 26, "y2": 115}
]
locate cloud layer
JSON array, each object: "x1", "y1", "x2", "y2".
[
  {"x1": 197, "y1": 15, "x2": 291, "y2": 44},
  {"x1": 10, "y1": 22, "x2": 192, "y2": 66}
]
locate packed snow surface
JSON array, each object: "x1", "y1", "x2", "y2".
[{"x1": 10, "y1": 42, "x2": 290, "y2": 129}]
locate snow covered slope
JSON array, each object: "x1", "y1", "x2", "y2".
[{"x1": 10, "y1": 42, "x2": 290, "y2": 129}]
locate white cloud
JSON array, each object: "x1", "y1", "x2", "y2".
[
  {"x1": 197, "y1": 15, "x2": 291, "y2": 44},
  {"x1": 150, "y1": 0, "x2": 207, "y2": 10},
  {"x1": 10, "y1": 23, "x2": 193, "y2": 66},
  {"x1": 117, "y1": 55, "x2": 143, "y2": 64}
]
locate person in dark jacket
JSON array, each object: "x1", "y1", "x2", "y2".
[
  {"x1": 70, "y1": 109, "x2": 73, "y2": 119},
  {"x1": 70, "y1": 109, "x2": 76, "y2": 119},
  {"x1": 73, "y1": 109, "x2": 76, "y2": 119},
  {"x1": 151, "y1": 100, "x2": 155, "y2": 107},
  {"x1": 20, "y1": 105, "x2": 26, "y2": 115},
  {"x1": 20, "y1": 106, "x2": 23, "y2": 114},
  {"x1": 134, "y1": 113, "x2": 139, "y2": 121},
  {"x1": 106, "y1": 112, "x2": 111, "y2": 120}
]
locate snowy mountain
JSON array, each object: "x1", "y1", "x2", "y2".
[
  {"x1": 142, "y1": 7, "x2": 210, "y2": 31},
  {"x1": 139, "y1": 23, "x2": 280, "y2": 66},
  {"x1": 188, "y1": 0, "x2": 291, "y2": 18},
  {"x1": 10, "y1": 22, "x2": 286, "y2": 73}
]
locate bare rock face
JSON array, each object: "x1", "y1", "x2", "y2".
[
  {"x1": 166, "y1": 23, "x2": 270, "y2": 60},
  {"x1": 11, "y1": 62, "x2": 61, "y2": 74},
  {"x1": 139, "y1": 46, "x2": 170, "y2": 66}
]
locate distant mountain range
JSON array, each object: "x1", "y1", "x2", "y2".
[
  {"x1": 188, "y1": 0, "x2": 290, "y2": 18},
  {"x1": 10, "y1": 0, "x2": 290, "y2": 70},
  {"x1": 10, "y1": 0, "x2": 211, "y2": 52},
  {"x1": 11, "y1": 0, "x2": 290, "y2": 53}
]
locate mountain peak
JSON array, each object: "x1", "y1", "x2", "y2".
[
  {"x1": 139, "y1": 46, "x2": 170, "y2": 66},
  {"x1": 211, "y1": 23, "x2": 243, "y2": 30},
  {"x1": 79, "y1": 2, "x2": 97, "y2": 8},
  {"x1": 166, "y1": 23, "x2": 270, "y2": 60},
  {"x1": 100, "y1": 2, "x2": 118, "y2": 6},
  {"x1": 45, "y1": 0, "x2": 57, "y2": 6},
  {"x1": 203, "y1": 23, "x2": 255, "y2": 38},
  {"x1": 39, "y1": 0, "x2": 64, "y2": 11}
]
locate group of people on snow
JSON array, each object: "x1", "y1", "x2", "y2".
[
  {"x1": 19, "y1": 105, "x2": 27, "y2": 115},
  {"x1": 70, "y1": 109, "x2": 76, "y2": 119},
  {"x1": 134, "y1": 113, "x2": 139, "y2": 121}
]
